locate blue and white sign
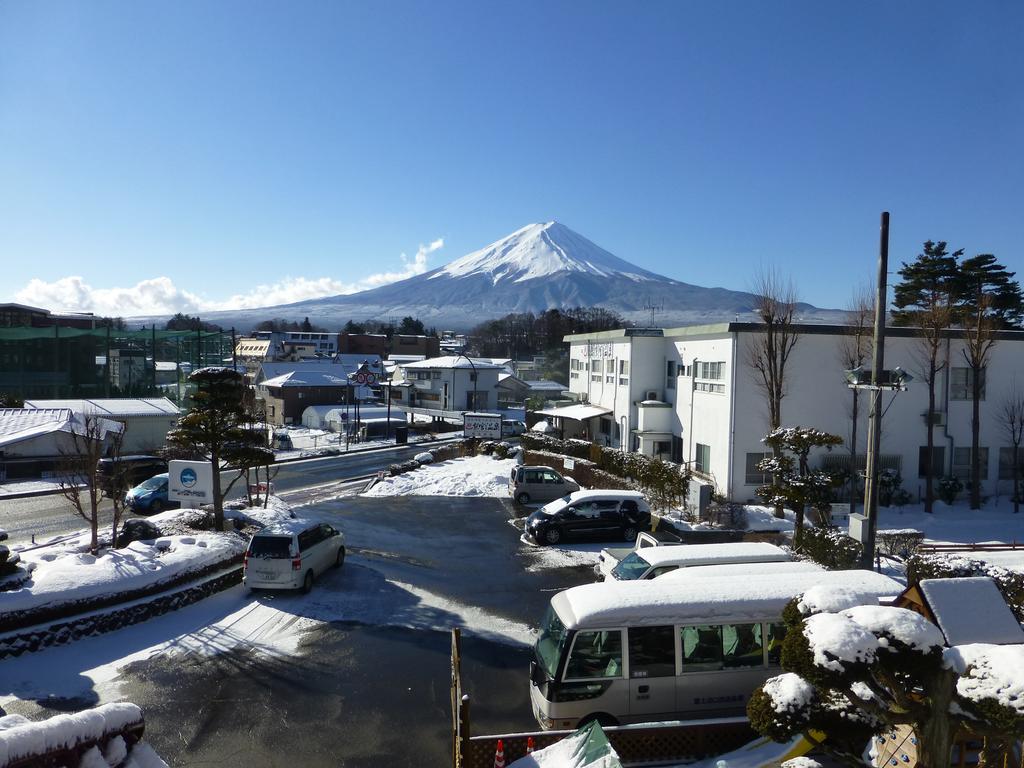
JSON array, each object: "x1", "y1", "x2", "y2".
[{"x1": 168, "y1": 460, "x2": 214, "y2": 507}]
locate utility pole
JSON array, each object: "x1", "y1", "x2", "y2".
[{"x1": 859, "y1": 212, "x2": 889, "y2": 570}]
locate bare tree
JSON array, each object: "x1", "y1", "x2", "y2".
[
  {"x1": 836, "y1": 285, "x2": 874, "y2": 515},
  {"x1": 56, "y1": 412, "x2": 129, "y2": 556},
  {"x1": 1000, "y1": 383, "x2": 1024, "y2": 514},
  {"x1": 746, "y1": 269, "x2": 801, "y2": 517}
]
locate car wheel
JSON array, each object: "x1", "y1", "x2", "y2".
[
  {"x1": 622, "y1": 525, "x2": 637, "y2": 542},
  {"x1": 334, "y1": 547, "x2": 346, "y2": 569},
  {"x1": 302, "y1": 570, "x2": 314, "y2": 594},
  {"x1": 149, "y1": 499, "x2": 163, "y2": 514},
  {"x1": 543, "y1": 527, "x2": 562, "y2": 545},
  {"x1": 516, "y1": 492, "x2": 531, "y2": 505},
  {"x1": 579, "y1": 712, "x2": 618, "y2": 728}
]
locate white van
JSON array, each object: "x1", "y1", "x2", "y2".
[
  {"x1": 529, "y1": 568, "x2": 903, "y2": 730},
  {"x1": 599, "y1": 541, "x2": 793, "y2": 581},
  {"x1": 243, "y1": 520, "x2": 345, "y2": 593}
]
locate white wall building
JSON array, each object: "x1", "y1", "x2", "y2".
[
  {"x1": 390, "y1": 356, "x2": 506, "y2": 422},
  {"x1": 22, "y1": 397, "x2": 180, "y2": 455},
  {"x1": 566, "y1": 323, "x2": 1024, "y2": 503}
]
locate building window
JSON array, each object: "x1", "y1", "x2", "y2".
[
  {"x1": 619, "y1": 360, "x2": 629, "y2": 376},
  {"x1": 694, "y1": 361, "x2": 726, "y2": 393},
  {"x1": 606, "y1": 359, "x2": 615, "y2": 373},
  {"x1": 951, "y1": 367, "x2": 985, "y2": 401},
  {"x1": 953, "y1": 447, "x2": 989, "y2": 481},
  {"x1": 918, "y1": 446, "x2": 945, "y2": 478},
  {"x1": 600, "y1": 418, "x2": 612, "y2": 436},
  {"x1": 666, "y1": 361, "x2": 676, "y2": 390},
  {"x1": 745, "y1": 452, "x2": 772, "y2": 485},
  {"x1": 999, "y1": 448, "x2": 1024, "y2": 481},
  {"x1": 695, "y1": 443, "x2": 711, "y2": 474}
]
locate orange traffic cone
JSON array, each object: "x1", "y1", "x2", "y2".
[
  {"x1": 526, "y1": 736, "x2": 535, "y2": 754},
  {"x1": 493, "y1": 738, "x2": 506, "y2": 768}
]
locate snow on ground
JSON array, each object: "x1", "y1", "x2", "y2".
[
  {"x1": 874, "y1": 498, "x2": 1024, "y2": 544},
  {"x1": 0, "y1": 477, "x2": 82, "y2": 498},
  {"x1": 4, "y1": 499, "x2": 297, "y2": 614},
  {"x1": 272, "y1": 427, "x2": 451, "y2": 461},
  {"x1": 518, "y1": 536, "x2": 605, "y2": 571},
  {"x1": 362, "y1": 454, "x2": 515, "y2": 497}
]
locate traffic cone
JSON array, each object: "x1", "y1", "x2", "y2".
[
  {"x1": 526, "y1": 736, "x2": 535, "y2": 754},
  {"x1": 493, "y1": 738, "x2": 506, "y2": 768}
]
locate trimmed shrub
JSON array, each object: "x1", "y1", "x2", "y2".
[
  {"x1": 937, "y1": 475, "x2": 963, "y2": 505},
  {"x1": 796, "y1": 526, "x2": 862, "y2": 570}
]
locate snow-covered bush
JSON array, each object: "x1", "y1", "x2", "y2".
[
  {"x1": 937, "y1": 475, "x2": 963, "y2": 505},
  {"x1": 794, "y1": 526, "x2": 861, "y2": 570},
  {"x1": 748, "y1": 586, "x2": 1024, "y2": 768}
]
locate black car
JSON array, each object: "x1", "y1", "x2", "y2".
[
  {"x1": 525, "y1": 490, "x2": 652, "y2": 546},
  {"x1": 96, "y1": 455, "x2": 168, "y2": 497}
]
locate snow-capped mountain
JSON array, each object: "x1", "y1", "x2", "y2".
[
  {"x1": 429, "y1": 221, "x2": 666, "y2": 285},
  {"x1": 153, "y1": 221, "x2": 841, "y2": 330}
]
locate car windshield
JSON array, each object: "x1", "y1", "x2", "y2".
[
  {"x1": 534, "y1": 603, "x2": 569, "y2": 680},
  {"x1": 248, "y1": 536, "x2": 292, "y2": 558},
  {"x1": 136, "y1": 476, "x2": 165, "y2": 492},
  {"x1": 611, "y1": 552, "x2": 652, "y2": 580}
]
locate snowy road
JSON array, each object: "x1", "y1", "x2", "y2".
[{"x1": 0, "y1": 493, "x2": 598, "y2": 766}]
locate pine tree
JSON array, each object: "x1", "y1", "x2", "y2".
[
  {"x1": 166, "y1": 368, "x2": 267, "y2": 529},
  {"x1": 953, "y1": 255, "x2": 1024, "y2": 508},
  {"x1": 891, "y1": 242, "x2": 960, "y2": 512}
]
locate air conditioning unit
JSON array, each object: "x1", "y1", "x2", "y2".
[
  {"x1": 922, "y1": 410, "x2": 945, "y2": 426},
  {"x1": 644, "y1": 390, "x2": 660, "y2": 401}
]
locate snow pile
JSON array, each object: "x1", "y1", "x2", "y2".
[
  {"x1": 842, "y1": 605, "x2": 946, "y2": 651},
  {"x1": 362, "y1": 455, "x2": 515, "y2": 497},
  {"x1": 945, "y1": 643, "x2": 1024, "y2": 714},
  {"x1": 762, "y1": 673, "x2": 815, "y2": 713},
  {"x1": 225, "y1": 495, "x2": 296, "y2": 528},
  {"x1": 802, "y1": 613, "x2": 878, "y2": 672},
  {"x1": 0, "y1": 702, "x2": 146, "y2": 766},
  {"x1": 798, "y1": 585, "x2": 882, "y2": 615},
  {"x1": 9, "y1": 531, "x2": 247, "y2": 613}
]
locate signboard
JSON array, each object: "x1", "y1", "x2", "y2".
[
  {"x1": 168, "y1": 460, "x2": 214, "y2": 507},
  {"x1": 564, "y1": 458, "x2": 576, "y2": 471},
  {"x1": 463, "y1": 412, "x2": 502, "y2": 440}
]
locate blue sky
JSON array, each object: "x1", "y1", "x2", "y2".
[{"x1": 1, "y1": 1, "x2": 1021, "y2": 318}]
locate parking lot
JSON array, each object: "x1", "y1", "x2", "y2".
[{"x1": 2, "y1": 491, "x2": 600, "y2": 767}]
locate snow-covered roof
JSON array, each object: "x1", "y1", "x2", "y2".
[
  {"x1": 919, "y1": 577, "x2": 1024, "y2": 646},
  {"x1": 256, "y1": 356, "x2": 383, "y2": 383},
  {"x1": 399, "y1": 356, "x2": 505, "y2": 370},
  {"x1": 0, "y1": 408, "x2": 124, "y2": 449},
  {"x1": 524, "y1": 380, "x2": 567, "y2": 392},
  {"x1": 535, "y1": 403, "x2": 612, "y2": 421},
  {"x1": 23, "y1": 398, "x2": 180, "y2": 418},
  {"x1": 552, "y1": 570, "x2": 903, "y2": 630},
  {"x1": 634, "y1": 541, "x2": 793, "y2": 568},
  {"x1": 261, "y1": 371, "x2": 351, "y2": 388}
]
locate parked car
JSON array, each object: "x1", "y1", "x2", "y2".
[
  {"x1": 97, "y1": 455, "x2": 168, "y2": 497},
  {"x1": 509, "y1": 465, "x2": 580, "y2": 504},
  {"x1": 502, "y1": 419, "x2": 527, "y2": 437},
  {"x1": 243, "y1": 520, "x2": 345, "y2": 593},
  {"x1": 124, "y1": 473, "x2": 181, "y2": 514},
  {"x1": 525, "y1": 490, "x2": 652, "y2": 546}
]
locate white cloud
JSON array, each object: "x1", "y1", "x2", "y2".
[{"x1": 11, "y1": 237, "x2": 444, "y2": 317}]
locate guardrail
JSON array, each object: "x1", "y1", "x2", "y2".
[{"x1": 918, "y1": 542, "x2": 1024, "y2": 553}]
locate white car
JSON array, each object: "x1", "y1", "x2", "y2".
[{"x1": 243, "y1": 520, "x2": 345, "y2": 593}]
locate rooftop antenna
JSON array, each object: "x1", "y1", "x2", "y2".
[{"x1": 643, "y1": 297, "x2": 664, "y2": 327}]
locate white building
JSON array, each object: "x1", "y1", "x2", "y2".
[
  {"x1": 390, "y1": 356, "x2": 507, "y2": 422},
  {"x1": 565, "y1": 323, "x2": 1024, "y2": 503}
]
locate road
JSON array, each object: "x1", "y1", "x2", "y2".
[
  {"x1": 0, "y1": 492, "x2": 597, "y2": 767},
  {"x1": 0, "y1": 442, "x2": 445, "y2": 548}
]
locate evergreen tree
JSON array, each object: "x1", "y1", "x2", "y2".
[
  {"x1": 953, "y1": 254, "x2": 1024, "y2": 508},
  {"x1": 166, "y1": 368, "x2": 265, "y2": 529},
  {"x1": 891, "y1": 242, "x2": 960, "y2": 513},
  {"x1": 756, "y1": 426, "x2": 843, "y2": 545}
]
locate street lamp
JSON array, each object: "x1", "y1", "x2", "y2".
[{"x1": 845, "y1": 365, "x2": 913, "y2": 570}]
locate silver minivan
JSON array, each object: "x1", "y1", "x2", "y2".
[
  {"x1": 509, "y1": 465, "x2": 580, "y2": 504},
  {"x1": 243, "y1": 520, "x2": 345, "y2": 593}
]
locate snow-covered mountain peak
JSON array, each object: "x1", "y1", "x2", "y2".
[{"x1": 429, "y1": 221, "x2": 666, "y2": 285}]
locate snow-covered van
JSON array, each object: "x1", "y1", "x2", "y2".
[
  {"x1": 598, "y1": 541, "x2": 793, "y2": 581},
  {"x1": 529, "y1": 568, "x2": 903, "y2": 730}
]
